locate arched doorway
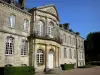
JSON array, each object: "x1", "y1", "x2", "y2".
[{"x1": 48, "y1": 49, "x2": 54, "y2": 69}]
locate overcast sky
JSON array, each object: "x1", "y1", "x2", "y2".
[{"x1": 26, "y1": 0, "x2": 100, "y2": 39}]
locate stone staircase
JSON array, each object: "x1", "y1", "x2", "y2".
[{"x1": 45, "y1": 68, "x2": 63, "y2": 74}]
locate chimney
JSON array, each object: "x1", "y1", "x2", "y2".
[
  {"x1": 63, "y1": 23, "x2": 70, "y2": 30},
  {"x1": 11, "y1": 0, "x2": 16, "y2": 4},
  {"x1": 2, "y1": 0, "x2": 16, "y2": 4},
  {"x1": 18, "y1": 0, "x2": 26, "y2": 9}
]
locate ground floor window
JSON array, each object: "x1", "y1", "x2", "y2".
[{"x1": 37, "y1": 49, "x2": 44, "y2": 65}]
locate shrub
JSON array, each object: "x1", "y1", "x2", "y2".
[
  {"x1": 61, "y1": 63, "x2": 74, "y2": 70},
  {"x1": 4, "y1": 66, "x2": 35, "y2": 75},
  {"x1": 78, "y1": 65, "x2": 91, "y2": 68}
]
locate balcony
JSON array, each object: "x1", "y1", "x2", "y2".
[{"x1": 31, "y1": 32, "x2": 62, "y2": 44}]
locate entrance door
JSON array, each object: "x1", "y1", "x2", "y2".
[{"x1": 48, "y1": 52, "x2": 53, "y2": 69}]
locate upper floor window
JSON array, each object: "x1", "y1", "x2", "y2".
[
  {"x1": 64, "y1": 48, "x2": 67, "y2": 58},
  {"x1": 21, "y1": 40, "x2": 28, "y2": 56},
  {"x1": 9, "y1": 15, "x2": 15, "y2": 28},
  {"x1": 69, "y1": 36, "x2": 71, "y2": 44},
  {"x1": 69, "y1": 49, "x2": 72, "y2": 59},
  {"x1": 37, "y1": 21, "x2": 44, "y2": 36},
  {"x1": 74, "y1": 50, "x2": 76, "y2": 58},
  {"x1": 24, "y1": 19, "x2": 29, "y2": 31},
  {"x1": 63, "y1": 34, "x2": 66, "y2": 43},
  {"x1": 48, "y1": 22, "x2": 54, "y2": 38},
  {"x1": 5, "y1": 37, "x2": 14, "y2": 55}
]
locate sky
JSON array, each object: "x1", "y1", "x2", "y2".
[{"x1": 26, "y1": 0, "x2": 100, "y2": 39}]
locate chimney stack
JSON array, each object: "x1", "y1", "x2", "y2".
[
  {"x1": 18, "y1": 0, "x2": 26, "y2": 9},
  {"x1": 63, "y1": 23, "x2": 70, "y2": 30},
  {"x1": 2, "y1": 0, "x2": 16, "y2": 4}
]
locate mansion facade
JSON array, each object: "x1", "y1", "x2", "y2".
[{"x1": 0, "y1": 0, "x2": 85, "y2": 72}]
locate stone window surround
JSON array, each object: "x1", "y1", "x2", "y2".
[
  {"x1": 21, "y1": 40, "x2": 28, "y2": 56},
  {"x1": 5, "y1": 36, "x2": 14, "y2": 55}
]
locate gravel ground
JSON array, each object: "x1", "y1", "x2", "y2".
[{"x1": 35, "y1": 66, "x2": 100, "y2": 75}]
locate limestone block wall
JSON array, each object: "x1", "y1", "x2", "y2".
[
  {"x1": 0, "y1": 2, "x2": 31, "y2": 37},
  {"x1": 0, "y1": 2, "x2": 31, "y2": 67},
  {"x1": 0, "y1": 32, "x2": 29, "y2": 66}
]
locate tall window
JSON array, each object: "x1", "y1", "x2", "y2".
[
  {"x1": 24, "y1": 19, "x2": 29, "y2": 31},
  {"x1": 37, "y1": 49, "x2": 44, "y2": 65},
  {"x1": 69, "y1": 49, "x2": 72, "y2": 59},
  {"x1": 63, "y1": 34, "x2": 66, "y2": 43},
  {"x1": 5, "y1": 37, "x2": 14, "y2": 55},
  {"x1": 82, "y1": 51, "x2": 84, "y2": 59},
  {"x1": 9, "y1": 15, "x2": 15, "y2": 28},
  {"x1": 64, "y1": 48, "x2": 67, "y2": 58},
  {"x1": 37, "y1": 21, "x2": 44, "y2": 36},
  {"x1": 69, "y1": 36, "x2": 71, "y2": 44},
  {"x1": 21, "y1": 40, "x2": 28, "y2": 55},
  {"x1": 48, "y1": 22, "x2": 54, "y2": 38},
  {"x1": 74, "y1": 50, "x2": 76, "y2": 58}
]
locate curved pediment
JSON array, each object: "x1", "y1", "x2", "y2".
[{"x1": 37, "y1": 4, "x2": 60, "y2": 21}]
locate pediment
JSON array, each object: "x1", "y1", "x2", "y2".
[{"x1": 37, "y1": 4, "x2": 60, "y2": 21}]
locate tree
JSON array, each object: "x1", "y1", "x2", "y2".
[{"x1": 85, "y1": 32, "x2": 100, "y2": 63}]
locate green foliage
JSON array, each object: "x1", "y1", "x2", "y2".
[
  {"x1": 60, "y1": 63, "x2": 74, "y2": 70},
  {"x1": 85, "y1": 32, "x2": 100, "y2": 63},
  {"x1": 4, "y1": 66, "x2": 35, "y2": 75}
]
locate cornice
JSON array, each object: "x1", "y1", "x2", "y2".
[
  {"x1": 0, "y1": 29, "x2": 28, "y2": 37},
  {"x1": 0, "y1": 0, "x2": 31, "y2": 16}
]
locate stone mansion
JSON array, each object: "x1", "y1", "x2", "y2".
[{"x1": 0, "y1": 0, "x2": 85, "y2": 72}]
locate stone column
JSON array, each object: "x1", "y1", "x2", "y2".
[
  {"x1": 55, "y1": 47, "x2": 57, "y2": 68},
  {"x1": 44, "y1": 44, "x2": 48, "y2": 72},
  {"x1": 58, "y1": 47, "x2": 60, "y2": 67}
]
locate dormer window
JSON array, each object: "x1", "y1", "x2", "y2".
[{"x1": 9, "y1": 14, "x2": 15, "y2": 28}]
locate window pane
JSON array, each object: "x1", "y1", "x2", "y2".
[{"x1": 5, "y1": 37, "x2": 14, "y2": 55}]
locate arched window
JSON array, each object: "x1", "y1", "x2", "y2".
[
  {"x1": 37, "y1": 21, "x2": 44, "y2": 36},
  {"x1": 37, "y1": 49, "x2": 44, "y2": 65},
  {"x1": 21, "y1": 64, "x2": 27, "y2": 66},
  {"x1": 5, "y1": 64, "x2": 13, "y2": 67},
  {"x1": 48, "y1": 22, "x2": 54, "y2": 38}
]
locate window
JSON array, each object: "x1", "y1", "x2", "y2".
[
  {"x1": 48, "y1": 22, "x2": 54, "y2": 38},
  {"x1": 74, "y1": 50, "x2": 76, "y2": 58},
  {"x1": 82, "y1": 51, "x2": 84, "y2": 59},
  {"x1": 24, "y1": 19, "x2": 29, "y2": 31},
  {"x1": 5, "y1": 37, "x2": 14, "y2": 55},
  {"x1": 69, "y1": 49, "x2": 72, "y2": 59},
  {"x1": 69, "y1": 36, "x2": 71, "y2": 44},
  {"x1": 37, "y1": 21, "x2": 44, "y2": 36},
  {"x1": 9, "y1": 15, "x2": 15, "y2": 28},
  {"x1": 64, "y1": 48, "x2": 67, "y2": 58},
  {"x1": 21, "y1": 40, "x2": 28, "y2": 55},
  {"x1": 37, "y1": 49, "x2": 44, "y2": 65},
  {"x1": 63, "y1": 34, "x2": 66, "y2": 43},
  {"x1": 5, "y1": 64, "x2": 13, "y2": 67},
  {"x1": 21, "y1": 64, "x2": 27, "y2": 66}
]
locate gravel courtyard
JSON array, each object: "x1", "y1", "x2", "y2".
[{"x1": 35, "y1": 66, "x2": 100, "y2": 75}]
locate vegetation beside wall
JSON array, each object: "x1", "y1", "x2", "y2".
[
  {"x1": 61, "y1": 63, "x2": 74, "y2": 70},
  {"x1": 1, "y1": 66, "x2": 35, "y2": 75}
]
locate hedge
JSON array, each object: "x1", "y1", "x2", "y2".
[
  {"x1": 61, "y1": 63, "x2": 74, "y2": 70},
  {"x1": 0, "y1": 66, "x2": 35, "y2": 75}
]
